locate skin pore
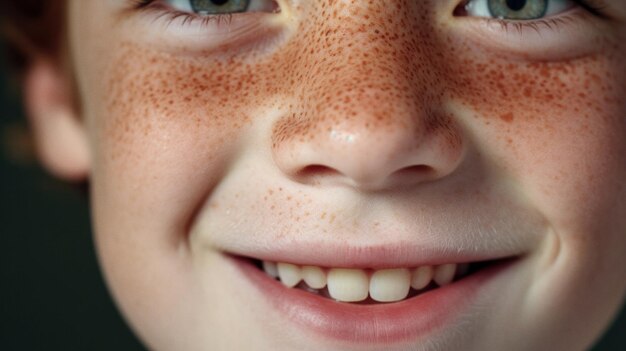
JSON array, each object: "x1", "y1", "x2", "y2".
[{"x1": 28, "y1": 0, "x2": 626, "y2": 350}]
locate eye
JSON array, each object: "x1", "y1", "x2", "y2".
[
  {"x1": 161, "y1": 0, "x2": 278, "y2": 15},
  {"x1": 463, "y1": 0, "x2": 576, "y2": 20}
]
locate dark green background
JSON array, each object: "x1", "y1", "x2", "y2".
[
  {"x1": 0, "y1": 43, "x2": 144, "y2": 349},
  {"x1": 0, "y1": 43, "x2": 624, "y2": 350}
]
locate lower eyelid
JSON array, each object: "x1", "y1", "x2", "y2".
[
  {"x1": 450, "y1": 8, "x2": 607, "y2": 61},
  {"x1": 123, "y1": 7, "x2": 289, "y2": 58}
]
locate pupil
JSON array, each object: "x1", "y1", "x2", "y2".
[
  {"x1": 506, "y1": 0, "x2": 527, "y2": 11},
  {"x1": 210, "y1": 0, "x2": 229, "y2": 5}
]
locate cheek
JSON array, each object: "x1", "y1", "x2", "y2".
[
  {"x1": 86, "y1": 44, "x2": 283, "y2": 246},
  {"x1": 447, "y1": 45, "x2": 626, "y2": 333},
  {"x1": 450, "y1": 44, "x2": 626, "y2": 252},
  {"x1": 450, "y1": 36, "x2": 625, "y2": 127},
  {"x1": 101, "y1": 45, "x2": 259, "y2": 166},
  {"x1": 454, "y1": 44, "x2": 625, "y2": 180},
  {"x1": 93, "y1": 42, "x2": 296, "y2": 203}
]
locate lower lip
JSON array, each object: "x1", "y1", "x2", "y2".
[{"x1": 229, "y1": 255, "x2": 515, "y2": 345}]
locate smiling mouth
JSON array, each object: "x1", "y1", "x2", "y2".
[
  {"x1": 246, "y1": 257, "x2": 508, "y2": 304},
  {"x1": 227, "y1": 252, "x2": 521, "y2": 343}
]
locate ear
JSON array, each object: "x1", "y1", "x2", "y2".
[{"x1": 23, "y1": 58, "x2": 90, "y2": 181}]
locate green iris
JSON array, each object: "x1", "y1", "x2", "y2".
[
  {"x1": 190, "y1": 0, "x2": 250, "y2": 15},
  {"x1": 488, "y1": 0, "x2": 548, "y2": 20}
]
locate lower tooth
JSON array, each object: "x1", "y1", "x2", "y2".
[{"x1": 300, "y1": 284, "x2": 320, "y2": 294}]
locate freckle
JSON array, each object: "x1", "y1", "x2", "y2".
[
  {"x1": 329, "y1": 214, "x2": 336, "y2": 224},
  {"x1": 523, "y1": 87, "x2": 532, "y2": 97},
  {"x1": 500, "y1": 112, "x2": 514, "y2": 123}
]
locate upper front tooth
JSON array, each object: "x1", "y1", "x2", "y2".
[
  {"x1": 277, "y1": 263, "x2": 302, "y2": 288},
  {"x1": 327, "y1": 268, "x2": 369, "y2": 302},
  {"x1": 302, "y1": 266, "x2": 327, "y2": 289},
  {"x1": 369, "y1": 268, "x2": 411, "y2": 302},
  {"x1": 411, "y1": 265, "x2": 434, "y2": 290},
  {"x1": 433, "y1": 263, "x2": 457, "y2": 286},
  {"x1": 269, "y1": 260, "x2": 464, "y2": 301}
]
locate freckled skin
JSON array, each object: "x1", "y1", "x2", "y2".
[{"x1": 68, "y1": 0, "x2": 626, "y2": 350}]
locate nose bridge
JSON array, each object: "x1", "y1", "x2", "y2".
[
  {"x1": 318, "y1": 3, "x2": 429, "y2": 107},
  {"x1": 271, "y1": 1, "x2": 462, "y2": 190},
  {"x1": 293, "y1": 1, "x2": 436, "y2": 142}
]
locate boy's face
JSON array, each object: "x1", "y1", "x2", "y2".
[{"x1": 59, "y1": 0, "x2": 625, "y2": 350}]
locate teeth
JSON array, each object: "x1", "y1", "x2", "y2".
[
  {"x1": 433, "y1": 263, "x2": 457, "y2": 286},
  {"x1": 327, "y1": 268, "x2": 369, "y2": 302},
  {"x1": 369, "y1": 268, "x2": 411, "y2": 302},
  {"x1": 302, "y1": 266, "x2": 327, "y2": 289},
  {"x1": 264, "y1": 260, "x2": 473, "y2": 303},
  {"x1": 411, "y1": 266, "x2": 434, "y2": 290},
  {"x1": 277, "y1": 263, "x2": 302, "y2": 288},
  {"x1": 262, "y1": 261, "x2": 279, "y2": 278}
]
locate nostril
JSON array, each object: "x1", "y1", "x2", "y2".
[
  {"x1": 396, "y1": 165, "x2": 433, "y2": 175},
  {"x1": 294, "y1": 164, "x2": 438, "y2": 189},
  {"x1": 296, "y1": 165, "x2": 342, "y2": 181},
  {"x1": 391, "y1": 164, "x2": 435, "y2": 180},
  {"x1": 394, "y1": 165, "x2": 435, "y2": 178}
]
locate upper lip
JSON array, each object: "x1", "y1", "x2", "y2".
[
  {"x1": 190, "y1": 172, "x2": 544, "y2": 269},
  {"x1": 192, "y1": 191, "x2": 542, "y2": 269},
  {"x1": 192, "y1": 209, "x2": 539, "y2": 269},
  {"x1": 223, "y1": 241, "x2": 524, "y2": 268}
]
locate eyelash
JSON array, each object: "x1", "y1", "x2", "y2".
[
  {"x1": 130, "y1": 0, "x2": 237, "y2": 27},
  {"x1": 129, "y1": 0, "x2": 609, "y2": 31},
  {"x1": 457, "y1": 0, "x2": 608, "y2": 33}
]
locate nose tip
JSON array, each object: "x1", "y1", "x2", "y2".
[{"x1": 272, "y1": 116, "x2": 464, "y2": 192}]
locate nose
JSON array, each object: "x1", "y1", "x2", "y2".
[
  {"x1": 272, "y1": 107, "x2": 464, "y2": 191},
  {"x1": 271, "y1": 4, "x2": 465, "y2": 192}
]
